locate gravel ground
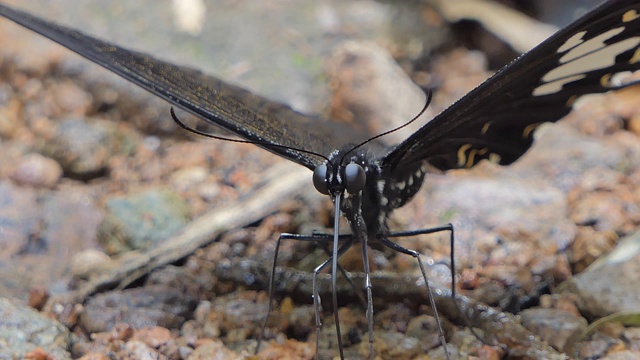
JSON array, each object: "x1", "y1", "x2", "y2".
[{"x1": 1, "y1": 1, "x2": 639, "y2": 359}]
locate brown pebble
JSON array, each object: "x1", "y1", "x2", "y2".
[
  {"x1": 132, "y1": 326, "x2": 172, "y2": 348},
  {"x1": 24, "y1": 347, "x2": 54, "y2": 360},
  {"x1": 27, "y1": 287, "x2": 49, "y2": 311},
  {"x1": 77, "y1": 353, "x2": 111, "y2": 360},
  {"x1": 258, "y1": 339, "x2": 315, "y2": 360},
  {"x1": 628, "y1": 114, "x2": 640, "y2": 136},
  {"x1": 190, "y1": 339, "x2": 242, "y2": 360},
  {"x1": 10, "y1": 153, "x2": 62, "y2": 188}
]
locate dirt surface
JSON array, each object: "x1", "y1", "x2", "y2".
[{"x1": 1, "y1": 1, "x2": 640, "y2": 359}]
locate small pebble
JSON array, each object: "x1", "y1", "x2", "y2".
[
  {"x1": 70, "y1": 249, "x2": 112, "y2": 279},
  {"x1": 10, "y1": 153, "x2": 63, "y2": 188}
]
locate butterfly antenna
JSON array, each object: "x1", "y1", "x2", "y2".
[
  {"x1": 340, "y1": 89, "x2": 432, "y2": 164},
  {"x1": 170, "y1": 108, "x2": 331, "y2": 163}
]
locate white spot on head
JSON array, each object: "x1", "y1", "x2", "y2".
[{"x1": 397, "y1": 181, "x2": 405, "y2": 191}]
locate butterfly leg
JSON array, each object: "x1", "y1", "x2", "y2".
[
  {"x1": 310, "y1": 237, "x2": 355, "y2": 360},
  {"x1": 342, "y1": 209, "x2": 378, "y2": 360},
  {"x1": 256, "y1": 231, "x2": 355, "y2": 359},
  {"x1": 314, "y1": 237, "x2": 368, "y2": 308},
  {"x1": 381, "y1": 224, "x2": 454, "y2": 360},
  {"x1": 256, "y1": 231, "x2": 288, "y2": 354},
  {"x1": 359, "y1": 229, "x2": 376, "y2": 360}
]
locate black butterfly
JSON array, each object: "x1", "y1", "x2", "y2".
[{"x1": 1, "y1": 1, "x2": 639, "y2": 359}]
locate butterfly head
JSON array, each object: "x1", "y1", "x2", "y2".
[
  {"x1": 312, "y1": 159, "x2": 366, "y2": 198},
  {"x1": 312, "y1": 146, "x2": 377, "y2": 199}
]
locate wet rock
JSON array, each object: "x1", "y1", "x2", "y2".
[
  {"x1": 557, "y1": 232, "x2": 640, "y2": 319},
  {"x1": 10, "y1": 153, "x2": 63, "y2": 188},
  {"x1": 80, "y1": 285, "x2": 198, "y2": 334},
  {"x1": 97, "y1": 188, "x2": 189, "y2": 254},
  {"x1": 41, "y1": 118, "x2": 116, "y2": 180},
  {"x1": 520, "y1": 308, "x2": 587, "y2": 352},
  {"x1": 0, "y1": 297, "x2": 72, "y2": 359}
]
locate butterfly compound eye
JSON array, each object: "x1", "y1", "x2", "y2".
[
  {"x1": 313, "y1": 164, "x2": 330, "y2": 195},
  {"x1": 345, "y1": 163, "x2": 366, "y2": 194}
]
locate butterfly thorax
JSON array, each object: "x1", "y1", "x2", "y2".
[{"x1": 313, "y1": 147, "x2": 428, "y2": 241}]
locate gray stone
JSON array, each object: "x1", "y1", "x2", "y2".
[
  {"x1": 41, "y1": 118, "x2": 116, "y2": 179},
  {"x1": 0, "y1": 297, "x2": 72, "y2": 360},
  {"x1": 80, "y1": 285, "x2": 197, "y2": 334},
  {"x1": 520, "y1": 308, "x2": 587, "y2": 352},
  {"x1": 98, "y1": 188, "x2": 189, "y2": 254},
  {"x1": 557, "y1": 232, "x2": 640, "y2": 319}
]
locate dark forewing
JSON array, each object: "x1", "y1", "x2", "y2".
[
  {"x1": 383, "y1": 0, "x2": 640, "y2": 175},
  {"x1": 0, "y1": 3, "x2": 369, "y2": 170}
]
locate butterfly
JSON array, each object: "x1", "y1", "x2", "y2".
[{"x1": 1, "y1": 1, "x2": 638, "y2": 359}]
